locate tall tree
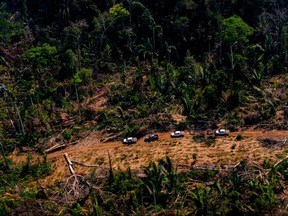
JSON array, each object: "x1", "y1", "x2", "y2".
[{"x1": 221, "y1": 15, "x2": 254, "y2": 70}]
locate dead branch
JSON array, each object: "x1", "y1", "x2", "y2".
[
  {"x1": 70, "y1": 159, "x2": 108, "y2": 181},
  {"x1": 192, "y1": 163, "x2": 220, "y2": 171},
  {"x1": 273, "y1": 155, "x2": 288, "y2": 168},
  {"x1": 45, "y1": 141, "x2": 78, "y2": 153},
  {"x1": 62, "y1": 153, "x2": 90, "y2": 203},
  {"x1": 265, "y1": 155, "x2": 288, "y2": 176},
  {"x1": 222, "y1": 162, "x2": 241, "y2": 169},
  {"x1": 44, "y1": 144, "x2": 66, "y2": 153},
  {"x1": 71, "y1": 160, "x2": 101, "y2": 168},
  {"x1": 258, "y1": 137, "x2": 288, "y2": 148},
  {"x1": 250, "y1": 161, "x2": 264, "y2": 171},
  {"x1": 100, "y1": 133, "x2": 122, "y2": 142},
  {"x1": 188, "y1": 178, "x2": 206, "y2": 183},
  {"x1": 233, "y1": 161, "x2": 241, "y2": 168},
  {"x1": 64, "y1": 153, "x2": 75, "y2": 175},
  {"x1": 63, "y1": 174, "x2": 89, "y2": 202}
]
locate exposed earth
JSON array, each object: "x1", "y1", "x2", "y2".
[
  {"x1": 10, "y1": 129, "x2": 288, "y2": 184},
  {"x1": 8, "y1": 73, "x2": 288, "y2": 184}
]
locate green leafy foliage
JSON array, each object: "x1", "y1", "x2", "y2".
[
  {"x1": 221, "y1": 15, "x2": 254, "y2": 45},
  {"x1": 0, "y1": 0, "x2": 286, "y2": 150},
  {"x1": 19, "y1": 154, "x2": 52, "y2": 179},
  {"x1": 109, "y1": 4, "x2": 129, "y2": 21},
  {"x1": 0, "y1": 3, "x2": 10, "y2": 43},
  {"x1": 25, "y1": 43, "x2": 57, "y2": 69},
  {"x1": 0, "y1": 153, "x2": 286, "y2": 215},
  {"x1": 1, "y1": 1, "x2": 288, "y2": 214},
  {"x1": 236, "y1": 134, "x2": 244, "y2": 141}
]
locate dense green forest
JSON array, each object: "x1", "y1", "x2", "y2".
[
  {"x1": 1, "y1": 0, "x2": 288, "y2": 149},
  {"x1": 1, "y1": 0, "x2": 288, "y2": 215}
]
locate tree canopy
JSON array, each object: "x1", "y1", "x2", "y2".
[
  {"x1": 221, "y1": 15, "x2": 254, "y2": 45},
  {"x1": 0, "y1": 0, "x2": 286, "y2": 153}
]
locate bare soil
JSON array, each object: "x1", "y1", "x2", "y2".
[
  {"x1": 9, "y1": 73, "x2": 288, "y2": 184},
  {"x1": 10, "y1": 129, "x2": 287, "y2": 185}
]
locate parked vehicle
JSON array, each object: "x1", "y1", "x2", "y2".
[
  {"x1": 123, "y1": 137, "x2": 137, "y2": 144},
  {"x1": 144, "y1": 134, "x2": 159, "y2": 142},
  {"x1": 171, "y1": 131, "x2": 184, "y2": 138},
  {"x1": 215, "y1": 129, "x2": 229, "y2": 136}
]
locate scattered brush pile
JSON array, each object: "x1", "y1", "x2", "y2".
[
  {"x1": 258, "y1": 137, "x2": 288, "y2": 148},
  {"x1": 2, "y1": 152, "x2": 288, "y2": 215}
]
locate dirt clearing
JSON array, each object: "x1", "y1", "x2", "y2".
[{"x1": 15, "y1": 129, "x2": 285, "y2": 184}]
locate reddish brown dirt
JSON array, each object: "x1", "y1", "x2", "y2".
[
  {"x1": 11, "y1": 129, "x2": 286, "y2": 184},
  {"x1": 9, "y1": 75, "x2": 288, "y2": 184},
  {"x1": 230, "y1": 130, "x2": 288, "y2": 138},
  {"x1": 47, "y1": 130, "x2": 288, "y2": 160}
]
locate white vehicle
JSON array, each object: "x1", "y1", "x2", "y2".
[
  {"x1": 215, "y1": 129, "x2": 229, "y2": 136},
  {"x1": 122, "y1": 137, "x2": 137, "y2": 144},
  {"x1": 171, "y1": 131, "x2": 184, "y2": 138}
]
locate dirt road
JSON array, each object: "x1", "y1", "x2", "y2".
[
  {"x1": 47, "y1": 129, "x2": 288, "y2": 160},
  {"x1": 46, "y1": 130, "x2": 288, "y2": 172},
  {"x1": 10, "y1": 129, "x2": 288, "y2": 184}
]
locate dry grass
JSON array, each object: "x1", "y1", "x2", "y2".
[
  {"x1": 9, "y1": 130, "x2": 288, "y2": 186},
  {"x1": 9, "y1": 73, "x2": 288, "y2": 185}
]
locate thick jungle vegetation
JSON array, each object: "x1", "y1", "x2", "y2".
[{"x1": 1, "y1": 0, "x2": 288, "y2": 215}]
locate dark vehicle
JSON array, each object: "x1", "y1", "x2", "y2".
[
  {"x1": 215, "y1": 129, "x2": 230, "y2": 136},
  {"x1": 144, "y1": 134, "x2": 159, "y2": 142},
  {"x1": 171, "y1": 131, "x2": 184, "y2": 138},
  {"x1": 123, "y1": 137, "x2": 137, "y2": 144}
]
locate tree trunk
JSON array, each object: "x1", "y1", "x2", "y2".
[
  {"x1": 229, "y1": 43, "x2": 234, "y2": 70},
  {"x1": 0, "y1": 141, "x2": 9, "y2": 170}
]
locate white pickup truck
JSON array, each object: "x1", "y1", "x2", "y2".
[
  {"x1": 171, "y1": 131, "x2": 184, "y2": 138},
  {"x1": 122, "y1": 137, "x2": 137, "y2": 144},
  {"x1": 215, "y1": 129, "x2": 229, "y2": 136}
]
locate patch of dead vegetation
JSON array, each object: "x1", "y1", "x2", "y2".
[{"x1": 11, "y1": 130, "x2": 285, "y2": 185}]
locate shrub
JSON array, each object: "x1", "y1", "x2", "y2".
[
  {"x1": 20, "y1": 155, "x2": 52, "y2": 179},
  {"x1": 236, "y1": 134, "x2": 244, "y2": 141},
  {"x1": 95, "y1": 157, "x2": 105, "y2": 165}
]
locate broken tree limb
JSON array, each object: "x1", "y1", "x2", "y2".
[
  {"x1": 61, "y1": 153, "x2": 92, "y2": 202},
  {"x1": 44, "y1": 144, "x2": 66, "y2": 153},
  {"x1": 64, "y1": 153, "x2": 75, "y2": 175},
  {"x1": 63, "y1": 174, "x2": 90, "y2": 202},
  {"x1": 70, "y1": 160, "x2": 100, "y2": 168},
  {"x1": 100, "y1": 133, "x2": 122, "y2": 143},
  {"x1": 273, "y1": 155, "x2": 288, "y2": 168},
  {"x1": 261, "y1": 155, "x2": 288, "y2": 177},
  {"x1": 258, "y1": 137, "x2": 288, "y2": 148},
  {"x1": 45, "y1": 141, "x2": 78, "y2": 153}
]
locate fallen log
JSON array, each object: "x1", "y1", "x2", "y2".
[
  {"x1": 71, "y1": 160, "x2": 100, "y2": 168},
  {"x1": 64, "y1": 153, "x2": 75, "y2": 175},
  {"x1": 44, "y1": 144, "x2": 66, "y2": 153},
  {"x1": 100, "y1": 133, "x2": 122, "y2": 142}
]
